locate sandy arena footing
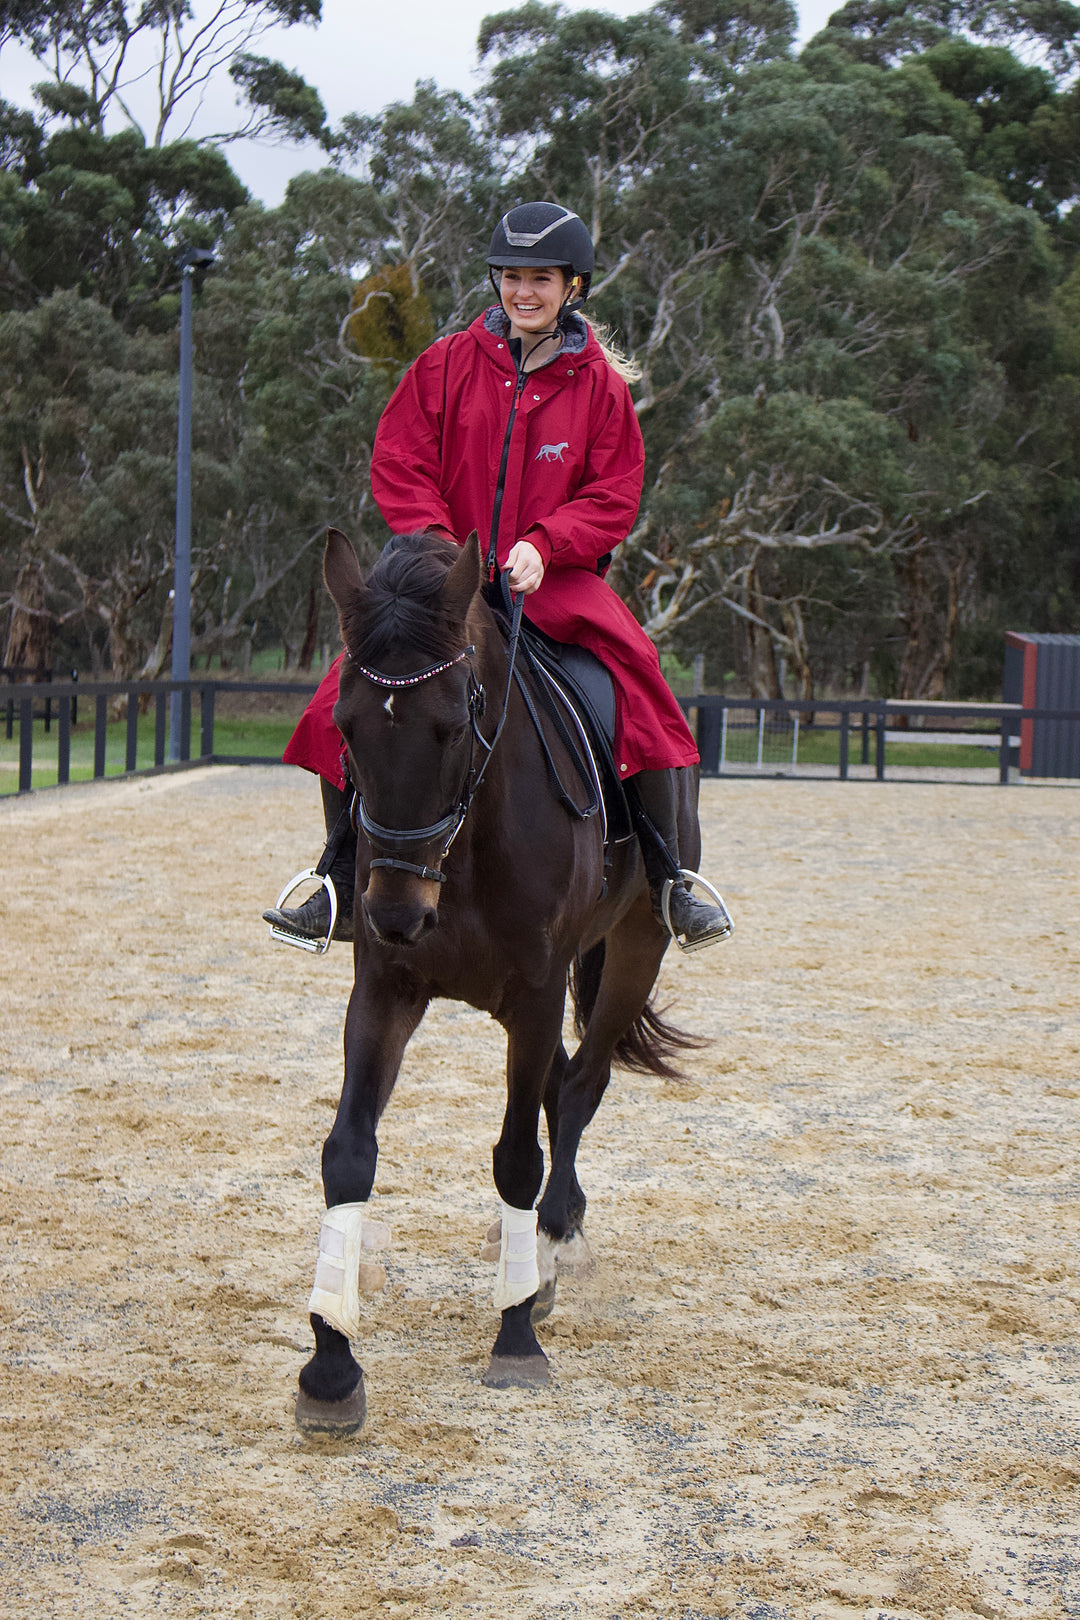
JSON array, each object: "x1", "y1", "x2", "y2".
[{"x1": 1, "y1": 766, "x2": 1078, "y2": 1620}]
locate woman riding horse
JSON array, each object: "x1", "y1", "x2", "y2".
[{"x1": 264, "y1": 200, "x2": 730, "y2": 952}]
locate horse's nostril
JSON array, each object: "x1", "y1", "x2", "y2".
[{"x1": 362, "y1": 896, "x2": 438, "y2": 948}]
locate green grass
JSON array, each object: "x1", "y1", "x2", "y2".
[
  {"x1": 0, "y1": 711, "x2": 301, "y2": 794},
  {"x1": 2, "y1": 701, "x2": 1003, "y2": 795},
  {"x1": 716, "y1": 721, "x2": 998, "y2": 771}
]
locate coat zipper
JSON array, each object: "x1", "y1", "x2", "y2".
[{"x1": 486, "y1": 365, "x2": 528, "y2": 582}]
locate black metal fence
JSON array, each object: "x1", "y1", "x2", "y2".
[
  {"x1": 0, "y1": 676, "x2": 317, "y2": 795},
  {"x1": 4, "y1": 676, "x2": 1080, "y2": 795},
  {"x1": 681, "y1": 695, "x2": 1080, "y2": 783}
]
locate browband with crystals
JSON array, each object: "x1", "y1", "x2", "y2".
[{"x1": 347, "y1": 645, "x2": 475, "y2": 688}]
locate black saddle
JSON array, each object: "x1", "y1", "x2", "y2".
[
  {"x1": 516, "y1": 621, "x2": 633, "y2": 845},
  {"x1": 484, "y1": 578, "x2": 632, "y2": 845}
]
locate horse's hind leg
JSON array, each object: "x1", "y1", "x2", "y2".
[
  {"x1": 537, "y1": 904, "x2": 669, "y2": 1248},
  {"x1": 483, "y1": 981, "x2": 566, "y2": 1388},
  {"x1": 542, "y1": 1042, "x2": 587, "y2": 1232},
  {"x1": 533, "y1": 1040, "x2": 590, "y2": 1318}
]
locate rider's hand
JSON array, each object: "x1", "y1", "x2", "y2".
[{"x1": 505, "y1": 540, "x2": 545, "y2": 596}]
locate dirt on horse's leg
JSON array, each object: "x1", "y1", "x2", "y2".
[
  {"x1": 296, "y1": 974, "x2": 428, "y2": 1436},
  {"x1": 538, "y1": 901, "x2": 669, "y2": 1245},
  {"x1": 483, "y1": 982, "x2": 566, "y2": 1389}
]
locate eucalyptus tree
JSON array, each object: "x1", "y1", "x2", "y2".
[{"x1": 0, "y1": 0, "x2": 331, "y2": 149}]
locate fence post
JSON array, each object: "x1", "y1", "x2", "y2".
[
  {"x1": 58, "y1": 695, "x2": 71, "y2": 786},
  {"x1": 756, "y1": 706, "x2": 765, "y2": 768},
  {"x1": 839, "y1": 709, "x2": 850, "y2": 781},
  {"x1": 200, "y1": 684, "x2": 215, "y2": 759},
  {"x1": 94, "y1": 694, "x2": 108, "y2": 779},
  {"x1": 18, "y1": 696, "x2": 33, "y2": 792},
  {"x1": 155, "y1": 691, "x2": 167, "y2": 767},
  {"x1": 180, "y1": 687, "x2": 192, "y2": 762},
  {"x1": 998, "y1": 710, "x2": 1011, "y2": 784},
  {"x1": 875, "y1": 705, "x2": 887, "y2": 781},
  {"x1": 720, "y1": 705, "x2": 728, "y2": 770},
  {"x1": 861, "y1": 709, "x2": 870, "y2": 765},
  {"x1": 125, "y1": 689, "x2": 139, "y2": 773}
]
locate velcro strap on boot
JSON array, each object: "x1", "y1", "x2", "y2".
[
  {"x1": 492, "y1": 1201, "x2": 539, "y2": 1312},
  {"x1": 308, "y1": 1203, "x2": 390, "y2": 1340}
]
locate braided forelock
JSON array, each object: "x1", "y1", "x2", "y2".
[{"x1": 342, "y1": 533, "x2": 465, "y2": 667}]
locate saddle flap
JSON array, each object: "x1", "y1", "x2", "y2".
[{"x1": 517, "y1": 624, "x2": 632, "y2": 845}]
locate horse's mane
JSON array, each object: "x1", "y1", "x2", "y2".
[{"x1": 342, "y1": 533, "x2": 464, "y2": 666}]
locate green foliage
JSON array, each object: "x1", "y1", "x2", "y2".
[{"x1": 1, "y1": 0, "x2": 1078, "y2": 698}]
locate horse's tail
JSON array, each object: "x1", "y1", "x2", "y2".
[{"x1": 568, "y1": 943, "x2": 705, "y2": 1080}]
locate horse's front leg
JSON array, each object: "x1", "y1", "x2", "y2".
[
  {"x1": 483, "y1": 980, "x2": 566, "y2": 1389},
  {"x1": 295, "y1": 970, "x2": 427, "y2": 1435}
]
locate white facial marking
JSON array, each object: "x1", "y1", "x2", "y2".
[{"x1": 384, "y1": 693, "x2": 395, "y2": 721}]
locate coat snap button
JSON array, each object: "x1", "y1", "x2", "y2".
[
  {"x1": 567, "y1": 368, "x2": 574, "y2": 375},
  {"x1": 619, "y1": 763, "x2": 627, "y2": 772},
  {"x1": 505, "y1": 379, "x2": 512, "y2": 386},
  {"x1": 497, "y1": 342, "x2": 504, "y2": 347},
  {"x1": 532, "y1": 393, "x2": 540, "y2": 400}
]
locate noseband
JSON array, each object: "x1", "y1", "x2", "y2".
[{"x1": 347, "y1": 595, "x2": 524, "y2": 885}]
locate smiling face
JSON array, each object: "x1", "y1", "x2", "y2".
[{"x1": 499, "y1": 265, "x2": 571, "y2": 343}]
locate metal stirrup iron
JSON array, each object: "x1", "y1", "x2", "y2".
[
  {"x1": 265, "y1": 798, "x2": 354, "y2": 954},
  {"x1": 660, "y1": 870, "x2": 735, "y2": 954},
  {"x1": 266, "y1": 870, "x2": 339, "y2": 955}
]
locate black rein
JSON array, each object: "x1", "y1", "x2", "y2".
[{"x1": 346, "y1": 594, "x2": 525, "y2": 885}]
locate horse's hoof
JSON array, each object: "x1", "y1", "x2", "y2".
[
  {"x1": 482, "y1": 1353, "x2": 550, "y2": 1389},
  {"x1": 531, "y1": 1278, "x2": 556, "y2": 1323},
  {"x1": 295, "y1": 1376, "x2": 367, "y2": 1437}
]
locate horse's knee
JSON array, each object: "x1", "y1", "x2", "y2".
[
  {"x1": 321, "y1": 1129, "x2": 377, "y2": 1207},
  {"x1": 491, "y1": 1137, "x2": 544, "y2": 1210}
]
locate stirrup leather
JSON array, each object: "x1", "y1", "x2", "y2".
[
  {"x1": 661, "y1": 869, "x2": 734, "y2": 953},
  {"x1": 266, "y1": 869, "x2": 338, "y2": 955}
]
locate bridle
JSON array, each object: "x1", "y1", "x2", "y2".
[{"x1": 346, "y1": 594, "x2": 524, "y2": 885}]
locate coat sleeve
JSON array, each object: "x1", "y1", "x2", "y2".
[
  {"x1": 370, "y1": 343, "x2": 457, "y2": 539},
  {"x1": 522, "y1": 374, "x2": 644, "y2": 572}
]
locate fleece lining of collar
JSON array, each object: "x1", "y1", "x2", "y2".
[{"x1": 482, "y1": 304, "x2": 589, "y2": 363}]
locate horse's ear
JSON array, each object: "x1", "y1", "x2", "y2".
[
  {"x1": 442, "y1": 531, "x2": 482, "y2": 622},
  {"x1": 323, "y1": 527, "x2": 363, "y2": 613}
]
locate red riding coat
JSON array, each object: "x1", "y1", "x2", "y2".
[{"x1": 283, "y1": 310, "x2": 698, "y2": 789}]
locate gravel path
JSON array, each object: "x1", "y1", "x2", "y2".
[{"x1": 1, "y1": 766, "x2": 1078, "y2": 1620}]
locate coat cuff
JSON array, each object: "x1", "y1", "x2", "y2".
[{"x1": 520, "y1": 525, "x2": 553, "y2": 568}]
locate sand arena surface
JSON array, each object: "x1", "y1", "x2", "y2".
[{"x1": 0, "y1": 766, "x2": 1078, "y2": 1620}]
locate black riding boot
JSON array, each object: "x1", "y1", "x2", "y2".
[
  {"x1": 262, "y1": 779, "x2": 357, "y2": 943},
  {"x1": 632, "y1": 768, "x2": 732, "y2": 950}
]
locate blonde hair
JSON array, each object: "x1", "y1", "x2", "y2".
[{"x1": 582, "y1": 314, "x2": 642, "y2": 383}]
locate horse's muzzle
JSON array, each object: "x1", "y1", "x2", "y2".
[{"x1": 360, "y1": 883, "x2": 439, "y2": 948}]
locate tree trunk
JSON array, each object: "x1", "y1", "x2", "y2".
[
  {"x1": 3, "y1": 555, "x2": 52, "y2": 671},
  {"x1": 898, "y1": 543, "x2": 971, "y2": 700},
  {"x1": 780, "y1": 600, "x2": 815, "y2": 704},
  {"x1": 744, "y1": 566, "x2": 780, "y2": 699},
  {"x1": 897, "y1": 545, "x2": 938, "y2": 700},
  {"x1": 298, "y1": 582, "x2": 319, "y2": 673}
]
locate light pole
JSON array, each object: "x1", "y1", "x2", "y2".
[{"x1": 170, "y1": 246, "x2": 215, "y2": 761}]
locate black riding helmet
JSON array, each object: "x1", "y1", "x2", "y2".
[{"x1": 486, "y1": 202, "x2": 594, "y2": 317}]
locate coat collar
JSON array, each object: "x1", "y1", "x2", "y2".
[{"x1": 469, "y1": 306, "x2": 600, "y2": 373}]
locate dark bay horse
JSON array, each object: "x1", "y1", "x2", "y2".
[{"x1": 295, "y1": 528, "x2": 703, "y2": 1435}]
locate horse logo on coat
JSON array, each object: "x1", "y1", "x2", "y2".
[{"x1": 536, "y1": 441, "x2": 569, "y2": 463}]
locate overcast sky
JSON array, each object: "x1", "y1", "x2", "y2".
[{"x1": 2, "y1": 1, "x2": 839, "y2": 204}]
